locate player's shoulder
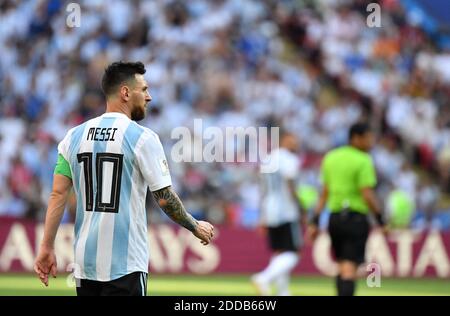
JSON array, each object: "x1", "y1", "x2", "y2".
[
  {"x1": 323, "y1": 146, "x2": 339, "y2": 161},
  {"x1": 142, "y1": 125, "x2": 159, "y2": 139},
  {"x1": 129, "y1": 122, "x2": 162, "y2": 151},
  {"x1": 129, "y1": 122, "x2": 159, "y2": 140},
  {"x1": 60, "y1": 120, "x2": 90, "y2": 142}
]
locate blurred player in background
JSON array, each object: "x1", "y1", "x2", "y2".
[
  {"x1": 251, "y1": 132, "x2": 304, "y2": 296},
  {"x1": 308, "y1": 122, "x2": 386, "y2": 296},
  {"x1": 34, "y1": 61, "x2": 214, "y2": 296}
]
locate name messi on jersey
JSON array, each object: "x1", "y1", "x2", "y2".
[{"x1": 86, "y1": 127, "x2": 118, "y2": 141}]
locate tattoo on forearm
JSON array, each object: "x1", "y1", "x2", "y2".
[{"x1": 152, "y1": 186, "x2": 198, "y2": 232}]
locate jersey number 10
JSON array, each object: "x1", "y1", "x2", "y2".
[{"x1": 77, "y1": 152, "x2": 124, "y2": 213}]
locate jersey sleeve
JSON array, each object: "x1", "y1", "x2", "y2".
[
  {"x1": 54, "y1": 154, "x2": 72, "y2": 179},
  {"x1": 57, "y1": 130, "x2": 71, "y2": 161},
  {"x1": 357, "y1": 156, "x2": 377, "y2": 188},
  {"x1": 55, "y1": 130, "x2": 73, "y2": 179},
  {"x1": 136, "y1": 133, "x2": 172, "y2": 191}
]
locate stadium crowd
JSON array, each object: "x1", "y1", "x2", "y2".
[{"x1": 0, "y1": 0, "x2": 449, "y2": 229}]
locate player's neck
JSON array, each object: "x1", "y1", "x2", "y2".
[{"x1": 105, "y1": 102, "x2": 131, "y2": 119}]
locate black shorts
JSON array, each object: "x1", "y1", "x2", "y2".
[
  {"x1": 76, "y1": 272, "x2": 147, "y2": 296},
  {"x1": 328, "y1": 211, "x2": 369, "y2": 265},
  {"x1": 268, "y1": 222, "x2": 302, "y2": 252}
]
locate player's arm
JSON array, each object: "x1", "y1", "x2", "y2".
[
  {"x1": 258, "y1": 173, "x2": 267, "y2": 226},
  {"x1": 361, "y1": 187, "x2": 384, "y2": 226},
  {"x1": 255, "y1": 173, "x2": 268, "y2": 236},
  {"x1": 310, "y1": 154, "x2": 329, "y2": 228},
  {"x1": 306, "y1": 185, "x2": 327, "y2": 242},
  {"x1": 35, "y1": 154, "x2": 73, "y2": 286},
  {"x1": 307, "y1": 155, "x2": 329, "y2": 242},
  {"x1": 287, "y1": 179, "x2": 306, "y2": 222},
  {"x1": 138, "y1": 133, "x2": 213, "y2": 244},
  {"x1": 41, "y1": 174, "x2": 72, "y2": 247},
  {"x1": 313, "y1": 185, "x2": 328, "y2": 220},
  {"x1": 359, "y1": 157, "x2": 385, "y2": 227},
  {"x1": 152, "y1": 185, "x2": 214, "y2": 245}
]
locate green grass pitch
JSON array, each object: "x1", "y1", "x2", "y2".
[{"x1": 0, "y1": 274, "x2": 449, "y2": 296}]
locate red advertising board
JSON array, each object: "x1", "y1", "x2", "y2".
[{"x1": 0, "y1": 217, "x2": 449, "y2": 278}]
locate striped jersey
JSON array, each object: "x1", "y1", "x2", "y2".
[
  {"x1": 260, "y1": 148, "x2": 300, "y2": 227},
  {"x1": 57, "y1": 112, "x2": 172, "y2": 281}
]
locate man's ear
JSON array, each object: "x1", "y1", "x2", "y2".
[{"x1": 120, "y1": 85, "x2": 130, "y2": 101}]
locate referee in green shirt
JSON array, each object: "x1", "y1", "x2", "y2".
[{"x1": 308, "y1": 122, "x2": 385, "y2": 296}]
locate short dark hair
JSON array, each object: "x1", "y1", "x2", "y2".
[
  {"x1": 101, "y1": 61, "x2": 146, "y2": 96},
  {"x1": 349, "y1": 122, "x2": 371, "y2": 140}
]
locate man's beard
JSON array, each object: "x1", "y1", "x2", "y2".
[{"x1": 131, "y1": 105, "x2": 146, "y2": 121}]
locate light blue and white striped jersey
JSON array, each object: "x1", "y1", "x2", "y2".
[
  {"x1": 260, "y1": 148, "x2": 300, "y2": 227},
  {"x1": 58, "y1": 112, "x2": 171, "y2": 281}
]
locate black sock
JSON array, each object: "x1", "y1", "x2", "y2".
[
  {"x1": 336, "y1": 275, "x2": 342, "y2": 295},
  {"x1": 337, "y1": 276, "x2": 355, "y2": 296}
]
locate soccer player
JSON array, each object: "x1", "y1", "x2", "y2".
[
  {"x1": 307, "y1": 122, "x2": 385, "y2": 296},
  {"x1": 34, "y1": 61, "x2": 214, "y2": 296},
  {"x1": 251, "y1": 132, "x2": 304, "y2": 296}
]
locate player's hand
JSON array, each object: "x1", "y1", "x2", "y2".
[
  {"x1": 306, "y1": 224, "x2": 319, "y2": 244},
  {"x1": 34, "y1": 245, "x2": 57, "y2": 287},
  {"x1": 193, "y1": 221, "x2": 214, "y2": 245}
]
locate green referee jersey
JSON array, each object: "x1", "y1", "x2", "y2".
[{"x1": 321, "y1": 145, "x2": 377, "y2": 214}]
